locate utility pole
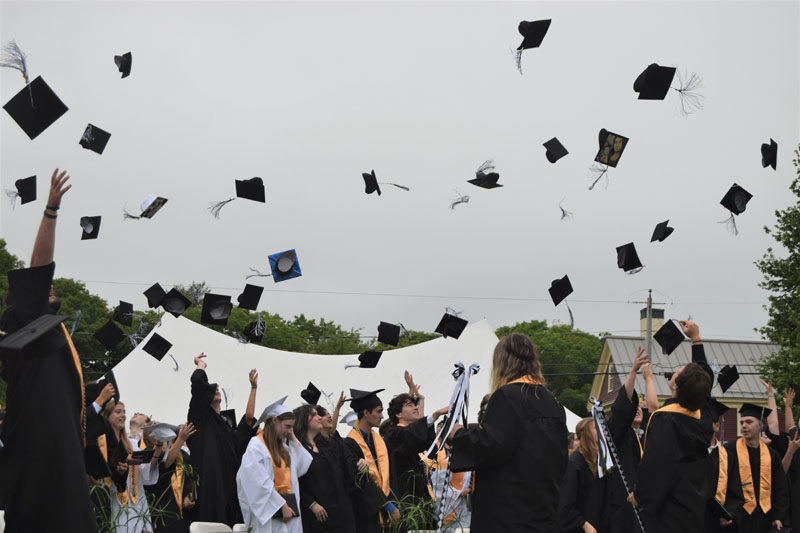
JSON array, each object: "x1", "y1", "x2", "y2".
[{"x1": 630, "y1": 289, "x2": 666, "y2": 355}]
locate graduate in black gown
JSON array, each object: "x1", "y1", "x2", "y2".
[
  {"x1": 778, "y1": 388, "x2": 800, "y2": 532},
  {"x1": 450, "y1": 333, "x2": 568, "y2": 533},
  {"x1": 185, "y1": 353, "x2": 258, "y2": 526},
  {"x1": 0, "y1": 169, "x2": 97, "y2": 532},
  {"x1": 554, "y1": 418, "x2": 605, "y2": 533},
  {"x1": 706, "y1": 398, "x2": 744, "y2": 533}
]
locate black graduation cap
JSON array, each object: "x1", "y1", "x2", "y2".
[
  {"x1": 161, "y1": 288, "x2": 192, "y2": 317},
  {"x1": 301, "y1": 382, "x2": 321, "y2": 405},
  {"x1": 543, "y1": 138, "x2": 568, "y2": 163},
  {"x1": 235, "y1": 177, "x2": 265, "y2": 203},
  {"x1": 435, "y1": 312, "x2": 468, "y2": 339},
  {"x1": 220, "y1": 409, "x2": 237, "y2": 427},
  {"x1": 3, "y1": 76, "x2": 69, "y2": 140},
  {"x1": 616, "y1": 242, "x2": 643, "y2": 273},
  {"x1": 142, "y1": 333, "x2": 172, "y2": 361},
  {"x1": 468, "y1": 160, "x2": 503, "y2": 189},
  {"x1": 377, "y1": 322, "x2": 401, "y2": 346},
  {"x1": 85, "y1": 445, "x2": 112, "y2": 479},
  {"x1": 653, "y1": 320, "x2": 684, "y2": 355},
  {"x1": 348, "y1": 388, "x2": 385, "y2": 412},
  {"x1": 595, "y1": 129, "x2": 629, "y2": 168},
  {"x1": 138, "y1": 195, "x2": 169, "y2": 219},
  {"x1": 113, "y1": 301, "x2": 134, "y2": 327},
  {"x1": 739, "y1": 402, "x2": 771, "y2": 420},
  {"x1": 80, "y1": 216, "x2": 101, "y2": 240},
  {"x1": 633, "y1": 63, "x2": 677, "y2": 100},
  {"x1": 720, "y1": 183, "x2": 752, "y2": 215},
  {"x1": 517, "y1": 19, "x2": 551, "y2": 50},
  {"x1": 710, "y1": 398, "x2": 729, "y2": 421},
  {"x1": 363, "y1": 170, "x2": 381, "y2": 196},
  {"x1": 355, "y1": 350, "x2": 382, "y2": 369},
  {"x1": 0, "y1": 314, "x2": 67, "y2": 353},
  {"x1": 79, "y1": 124, "x2": 111, "y2": 155},
  {"x1": 761, "y1": 138, "x2": 777, "y2": 170},
  {"x1": 201, "y1": 293, "x2": 233, "y2": 326},
  {"x1": 93, "y1": 321, "x2": 125, "y2": 351},
  {"x1": 114, "y1": 52, "x2": 132, "y2": 78},
  {"x1": 237, "y1": 284, "x2": 264, "y2": 310},
  {"x1": 144, "y1": 283, "x2": 167, "y2": 308},
  {"x1": 268, "y1": 249, "x2": 302, "y2": 282},
  {"x1": 650, "y1": 220, "x2": 674, "y2": 242},
  {"x1": 97, "y1": 370, "x2": 120, "y2": 403},
  {"x1": 243, "y1": 318, "x2": 265, "y2": 343},
  {"x1": 717, "y1": 365, "x2": 740, "y2": 393},
  {"x1": 548, "y1": 275, "x2": 573, "y2": 306},
  {"x1": 13, "y1": 176, "x2": 36, "y2": 204}
]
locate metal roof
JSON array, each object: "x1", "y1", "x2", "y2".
[{"x1": 603, "y1": 336, "x2": 779, "y2": 400}]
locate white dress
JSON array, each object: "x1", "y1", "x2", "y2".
[
  {"x1": 110, "y1": 438, "x2": 160, "y2": 533},
  {"x1": 430, "y1": 469, "x2": 472, "y2": 531},
  {"x1": 236, "y1": 437, "x2": 313, "y2": 533}
]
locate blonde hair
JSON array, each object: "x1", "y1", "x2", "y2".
[
  {"x1": 489, "y1": 333, "x2": 545, "y2": 393},
  {"x1": 113, "y1": 402, "x2": 133, "y2": 454},
  {"x1": 575, "y1": 418, "x2": 598, "y2": 475}
]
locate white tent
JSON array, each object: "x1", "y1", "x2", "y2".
[{"x1": 111, "y1": 314, "x2": 583, "y2": 433}]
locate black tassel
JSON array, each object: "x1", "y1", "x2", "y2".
[
  {"x1": 588, "y1": 164, "x2": 609, "y2": 191},
  {"x1": 673, "y1": 69, "x2": 705, "y2": 116}
]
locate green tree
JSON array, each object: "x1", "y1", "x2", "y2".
[
  {"x1": 757, "y1": 144, "x2": 800, "y2": 394},
  {"x1": 495, "y1": 320, "x2": 604, "y2": 416}
]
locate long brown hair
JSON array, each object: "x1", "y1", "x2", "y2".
[
  {"x1": 263, "y1": 412, "x2": 295, "y2": 467},
  {"x1": 575, "y1": 418, "x2": 598, "y2": 475},
  {"x1": 112, "y1": 402, "x2": 133, "y2": 454},
  {"x1": 489, "y1": 333, "x2": 545, "y2": 393}
]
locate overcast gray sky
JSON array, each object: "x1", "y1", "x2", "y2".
[{"x1": 2, "y1": 0, "x2": 798, "y2": 343}]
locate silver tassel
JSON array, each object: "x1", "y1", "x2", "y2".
[
  {"x1": 718, "y1": 213, "x2": 739, "y2": 236},
  {"x1": 208, "y1": 197, "x2": 235, "y2": 218}
]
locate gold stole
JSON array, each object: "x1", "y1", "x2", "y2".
[
  {"x1": 258, "y1": 431, "x2": 292, "y2": 494},
  {"x1": 97, "y1": 434, "x2": 113, "y2": 489},
  {"x1": 508, "y1": 375, "x2": 543, "y2": 386},
  {"x1": 171, "y1": 453, "x2": 185, "y2": 517},
  {"x1": 347, "y1": 427, "x2": 391, "y2": 496},
  {"x1": 61, "y1": 324, "x2": 86, "y2": 447},
  {"x1": 716, "y1": 445, "x2": 729, "y2": 503},
  {"x1": 101, "y1": 433, "x2": 139, "y2": 505},
  {"x1": 643, "y1": 402, "x2": 701, "y2": 448},
  {"x1": 737, "y1": 438, "x2": 771, "y2": 514}
]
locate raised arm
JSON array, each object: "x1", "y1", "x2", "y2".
[
  {"x1": 245, "y1": 369, "x2": 258, "y2": 425},
  {"x1": 331, "y1": 391, "x2": 346, "y2": 429},
  {"x1": 30, "y1": 169, "x2": 71, "y2": 268},
  {"x1": 642, "y1": 362, "x2": 659, "y2": 413},
  {"x1": 624, "y1": 347, "x2": 648, "y2": 400},
  {"x1": 784, "y1": 389, "x2": 795, "y2": 432},
  {"x1": 405, "y1": 370, "x2": 424, "y2": 416},
  {"x1": 165, "y1": 423, "x2": 196, "y2": 468},
  {"x1": 760, "y1": 379, "x2": 780, "y2": 435}
]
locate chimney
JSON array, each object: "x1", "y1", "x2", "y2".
[{"x1": 640, "y1": 308, "x2": 665, "y2": 337}]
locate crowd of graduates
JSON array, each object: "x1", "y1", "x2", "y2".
[{"x1": 2, "y1": 171, "x2": 800, "y2": 533}]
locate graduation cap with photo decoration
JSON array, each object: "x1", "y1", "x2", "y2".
[
  {"x1": 301, "y1": 382, "x2": 321, "y2": 405},
  {"x1": 616, "y1": 242, "x2": 643, "y2": 274},
  {"x1": 468, "y1": 160, "x2": 503, "y2": 189},
  {"x1": 79, "y1": 124, "x2": 111, "y2": 155},
  {"x1": 208, "y1": 177, "x2": 265, "y2": 218},
  {"x1": 543, "y1": 137, "x2": 568, "y2": 164},
  {"x1": 0, "y1": 314, "x2": 67, "y2": 353},
  {"x1": 113, "y1": 301, "x2": 134, "y2": 327},
  {"x1": 515, "y1": 19, "x2": 551, "y2": 74},
  {"x1": 345, "y1": 350, "x2": 383, "y2": 370},
  {"x1": 651, "y1": 220, "x2": 674, "y2": 243},
  {"x1": 377, "y1": 321, "x2": 401, "y2": 346},
  {"x1": 5, "y1": 175, "x2": 36, "y2": 206},
  {"x1": 161, "y1": 288, "x2": 193, "y2": 317},
  {"x1": 237, "y1": 284, "x2": 263, "y2": 310},
  {"x1": 201, "y1": 293, "x2": 233, "y2": 326},
  {"x1": 761, "y1": 138, "x2": 777, "y2": 170},
  {"x1": 124, "y1": 194, "x2": 168, "y2": 220},
  {"x1": 142, "y1": 332, "x2": 172, "y2": 361},
  {"x1": 653, "y1": 319, "x2": 685, "y2": 355},
  {"x1": 435, "y1": 310, "x2": 468, "y2": 339},
  {"x1": 268, "y1": 249, "x2": 302, "y2": 282},
  {"x1": 114, "y1": 52, "x2": 132, "y2": 78},
  {"x1": 718, "y1": 183, "x2": 752, "y2": 236},
  {"x1": 144, "y1": 283, "x2": 167, "y2": 308},
  {"x1": 717, "y1": 364, "x2": 740, "y2": 393},
  {"x1": 94, "y1": 320, "x2": 125, "y2": 351},
  {"x1": 361, "y1": 169, "x2": 409, "y2": 196},
  {"x1": 589, "y1": 129, "x2": 629, "y2": 190},
  {"x1": 80, "y1": 216, "x2": 101, "y2": 240}
]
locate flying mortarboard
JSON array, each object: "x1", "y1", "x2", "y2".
[
  {"x1": 543, "y1": 138, "x2": 568, "y2": 163},
  {"x1": 739, "y1": 402, "x2": 771, "y2": 420},
  {"x1": 595, "y1": 129, "x2": 629, "y2": 169},
  {"x1": 720, "y1": 184, "x2": 752, "y2": 215},
  {"x1": 114, "y1": 52, "x2": 132, "y2": 78},
  {"x1": 142, "y1": 332, "x2": 172, "y2": 361},
  {"x1": 208, "y1": 177, "x2": 265, "y2": 217},
  {"x1": 377, "y1": 321, "x2": 401, "y2": 346},
  {"x1": 363, "y1": 170, "x2": 381, "y2": 196},
  {"x1": 94, "y1": 320, "x2": 125, "y2": 351},
  {"x1": 435, "y1": 311, "x2": 468, "y2": 339},
  {"x1": 468, "y1": 160, "x2": 503, "y2": 189},
  {"x1": 651, "y1": 220, "x2": 674, "y2": 243},
  {"x1": 161, "y1": 288, "x2": 192, "y2": 317},
  {"x1": 125, "y1": 195, "x2": 169, "y2": 220},
  {"x1": 616, "y1": 242, "x2": 643, "y2": 274},
  {"x1": 515, "y1": 19, "x2": 551, "y2": 74},
  {"x1": 79, "y1": 124, "x2": 111, "y2": 155},
  {"x1": 345, "y1": 350, "x2": 383, "y2": 369},
  {"x1": 142, "y1": 422, "x2": 180, "y2": 442},
  {"x1": 237, "y1": 284, "x2": 264, "y2": 310},
  {"x1": 717, "y1": 365, "x2": 740, "y2": 393},
  {"x1": 548, "y1": 275, "x2": 573, "y2": 306},
  {"x1": 254, "y1": 396, "x2": 291, "y2": 427},
  {"x1": 301, "y1": 382, "x2": 321, "y2": 405},
  {"x1": 268, "y1": 249, "x2": 302, "y2": 282},
  {"x1": 144, "y1": 283, "x2": 167, "y2": 308},
  {"x1": 339, "y1": 411, "x2": 358, "y2": 427},
  {"x1": 201, "y1": 293, "x2": 233, "y2": 326},
  {"x1": 9, "y1": 176, "x2": 36, "y2": 205},
  {"x1": 113, "y1": 301, "x2": 134, "y2": 327},
  {"x1": 633, "y1": 63, "x2": 677, "y2": 100},
  {"x1": 761, "y1": 139, "x2": 777, "y2": 170},
  {"x1": 3, "y1": 76, "x2": 69, "y2": 140},
  {"x1": 0, "y1": 314, "x2": 67, "y2": 353},
  {"x1": 653, "y1": 320, "x2": 684, "y2": 355},
  {"x1": 80, "y1": 216, "x2": 101, "y2": 240},
  {"x1": 243, "y1": 316, "x2": 266, "y2": 343}
]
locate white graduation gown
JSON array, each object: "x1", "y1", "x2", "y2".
[
  {"x1": 110, "y1": 439, "x2": 160, "y2": 533},
  {"x1": 236, "y1": 437, "x2": 313, "y2": 533},
  {"x1": 430, "y1": 469, "x2": 472, "y2": 531}
]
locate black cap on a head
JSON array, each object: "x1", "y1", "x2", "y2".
[
  {"x1": 113, "y1": 301, "x2": 134, "y2": 327},
  {"x1": 93, "y1": 321, "x2": 125, "y2": 351},
  {"x1": 653, "y1": 320, "x2": 684, "y2": 355},
  {"x1": 243, "y1": 318, "x2": 265, "y2": 343},
  {"x1": 268, "y1": 249, "x2": 302, "y2": 282},
  {"x1": 616, "y1": 242, "x2": 643, "y2": 273},
  {"x1": 377, "y1": 322, "x2": 401, "y2": 346},
  {"x1": 549, "y1": 275, "x2": 573, "y2": 306},
  {"x1": 301, "y1": 382, "x2": 321, "y2": 405},
  {"x1": 709, "y1": 398, "x2": 729, "y2": 422},
  {"x1": 162, "y1": 289, "x2": 192, "y2": 317},
  {"x1": 79, "y1": 124, "x2": 111, "y2": 155},
  {"x1": 348, "y1": 388, "x2": 385, "y2": 413},
  {"x1": 596, "y1": 129, "x2": 629, "y2": 168},
  {"x1": 201, "y1": 293, "x2": 233, "y2": 326},
  {"x1": 761, "y1": 138, "x2": 777, "y2": 170},
  {"x1": 717, "y1": 365, "x2": 740, "y2": 393},
  {"x1": 543, "y1": 137, "x2": 568, "y2": 163},
  {"x1": 3, "y1": 76, "x2": 69, "y2": 140},
  {"x1": 237, "y1": 284, "x2": 264, "y2": 310},
  {"x1": 363, "y1": 170, "x2": 381, "y2": 196},
  {"x1": 144, "y1": 283, "x2": 167, "y2": 308},
  {"x1": 435, "y1": 312, "x2": 468, "y2": 339},
  {"x1": 114, "y1": 52, "x2": 132, "y2": 78},
  {"x1": 720, "y1": 184, "x2": 752, "y2": 215},
  {"x1": 80, "y1": 216, "x2": 101, "y2": 240},
  {"x1": 517, "y1": 19, "x2": 552, "y2": 50},
  {"x1": 235, "y1": 177, "x2": 265, "y2": 203},
  {"x1": 0, "y1": 314, "x2": 67, "y2": 353},
  {"x1": 142, "y1": 333, "x2": 172, "y2": 361},
  {"x1": 633, "y1": 63, "x2": 677, "y2": 100},
  {"x1": 15, "y1": 176, "x2": 36, "y2": 204},
  {"x1": 650, "y1": 220, "x2": 674, "y2": 243},
  {"x1": 357, "y1": 350, "x2": 383, "y2": 369},
  {"x1": 739, "y1": 402, "x2": 771, "y2": 420}
]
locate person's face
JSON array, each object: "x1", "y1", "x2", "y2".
[
  {"x1": 740, "y1": 416, "x2": 760, "y2": 440},
  {"x1": 318, "y1": 409, "x2": 333, "y2": 430},
  {"x1": 129, "y1": 413, "x2": 147, "y2": 433},
  {"x1": 364, "y1": 406, "x2": 383, "y2": 428},
  {"x1": 308, "y1": 411, "x2": 324, "y2": 431},
  {"x1": 213, "y1": 387, "x2": 222, "y2": 404},
  {"x1": 399, "y1": 399, "x2": 420, "y2": 423},
  {"x1": 110, "y1": 403, "x2": 127, "y2": 431},
  {"x1": 669, "y1": 366, "x2": 685, "y2": 393},
  {"x1": 613, "y1": 136, "x2": 624, "y2": 152},
  {"x1": 275, "y1": 418, "x2": 295, "y2": 439},
  {"x1": 633, "y1": 401, "x2": 644, "y2": 424}
]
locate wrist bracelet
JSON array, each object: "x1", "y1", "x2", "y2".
[
  {"x1": 46, "y1": 204, "x2": 60, "y2": 211},
  {"x1": 43, "y1": 211, "x2": 57, "y2": 219}
]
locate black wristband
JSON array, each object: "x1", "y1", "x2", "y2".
[
  {"x1": 43, "y1": 211, "x2": 57, "y2": 219},
  {"x1": 46, "y1": 204, "x2": 60, "y2": 211}
]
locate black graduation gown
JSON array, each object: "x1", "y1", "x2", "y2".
[
  {"x1": 185, "y1": 368, "x2": 255, "y2": 526},
  {"x1": 704, "y1": 444, "x2": 745, "y2": 533},
  {"x1": 450, "y1": 382, "x2": 568, "y2": 533},
  {"x1": 785, "y1": 450, "x2": 800, "y2": 532},
  {"x1": 299, "y1": 434, "x2": 357, "y2": 533},
  {"x1": 634, "y1": 403, "x2": 711, "y2": 533},
  {"x1": 554, "y1": 451, "x2": 606, "y2": 533},
  {"x1": 379, "y1": 417, "x2": 436, "y2": 506},
  {"x1": 0, "y1": 262, "x2": 97, "y2": 532},
  {"x1": 722, "y1": 439, "x2": 790, "y2": 533},
  {"x1": 146, "y1": 449, "x2": 193, "y2": 533},
  {"x1": 343, "y1": 428, "x2": 399, "y2": 533},
  {"x1": 604, "y1": 386, "x2": 644, "y2": 533}
]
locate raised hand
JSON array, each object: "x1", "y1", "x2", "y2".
[
  {"x1": 95, "y1": 383, "x2": 116, "y2": 407},
  {"x1": 336, "y1": 391, "x2": 346, "y2": 409},
  {"x1": 249, "y1": 369, "x2": 258, "y2": 389},
  {"x1": 47, "y1": 168, "x2": 71, "y2": 209},
  {"x1": 759, "y1": 378, "x2": 774, "y2": 396},
  {"x1": 678, "y1": 320, "x2": 700, "y2": 342},
  {"x1": 432, "y1": 406, "x2": 450, "y2": 420},
  {"x1": 177, "y1": 423, "x2": 196, "y2": 443},
  {"x1": 784, "y1": 389, "x2": 795, "y2": 407},
  {"x1": 194, "y1": 353, "x2": 207, "y2": 369},
  {"x1": 641, "y1": 363, "x2": 654, "y2": 381},
  {"x1": 632, "y1": 347, "x2": 649, "y2": 372}
]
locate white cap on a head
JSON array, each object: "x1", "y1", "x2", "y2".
[{"x1": 254, "y1": 396, "x2": 291, "y2": 427}]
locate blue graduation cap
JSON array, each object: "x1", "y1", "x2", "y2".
[{"x1": 268, "y1": 249, "x2": 302, "y2": 282}]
